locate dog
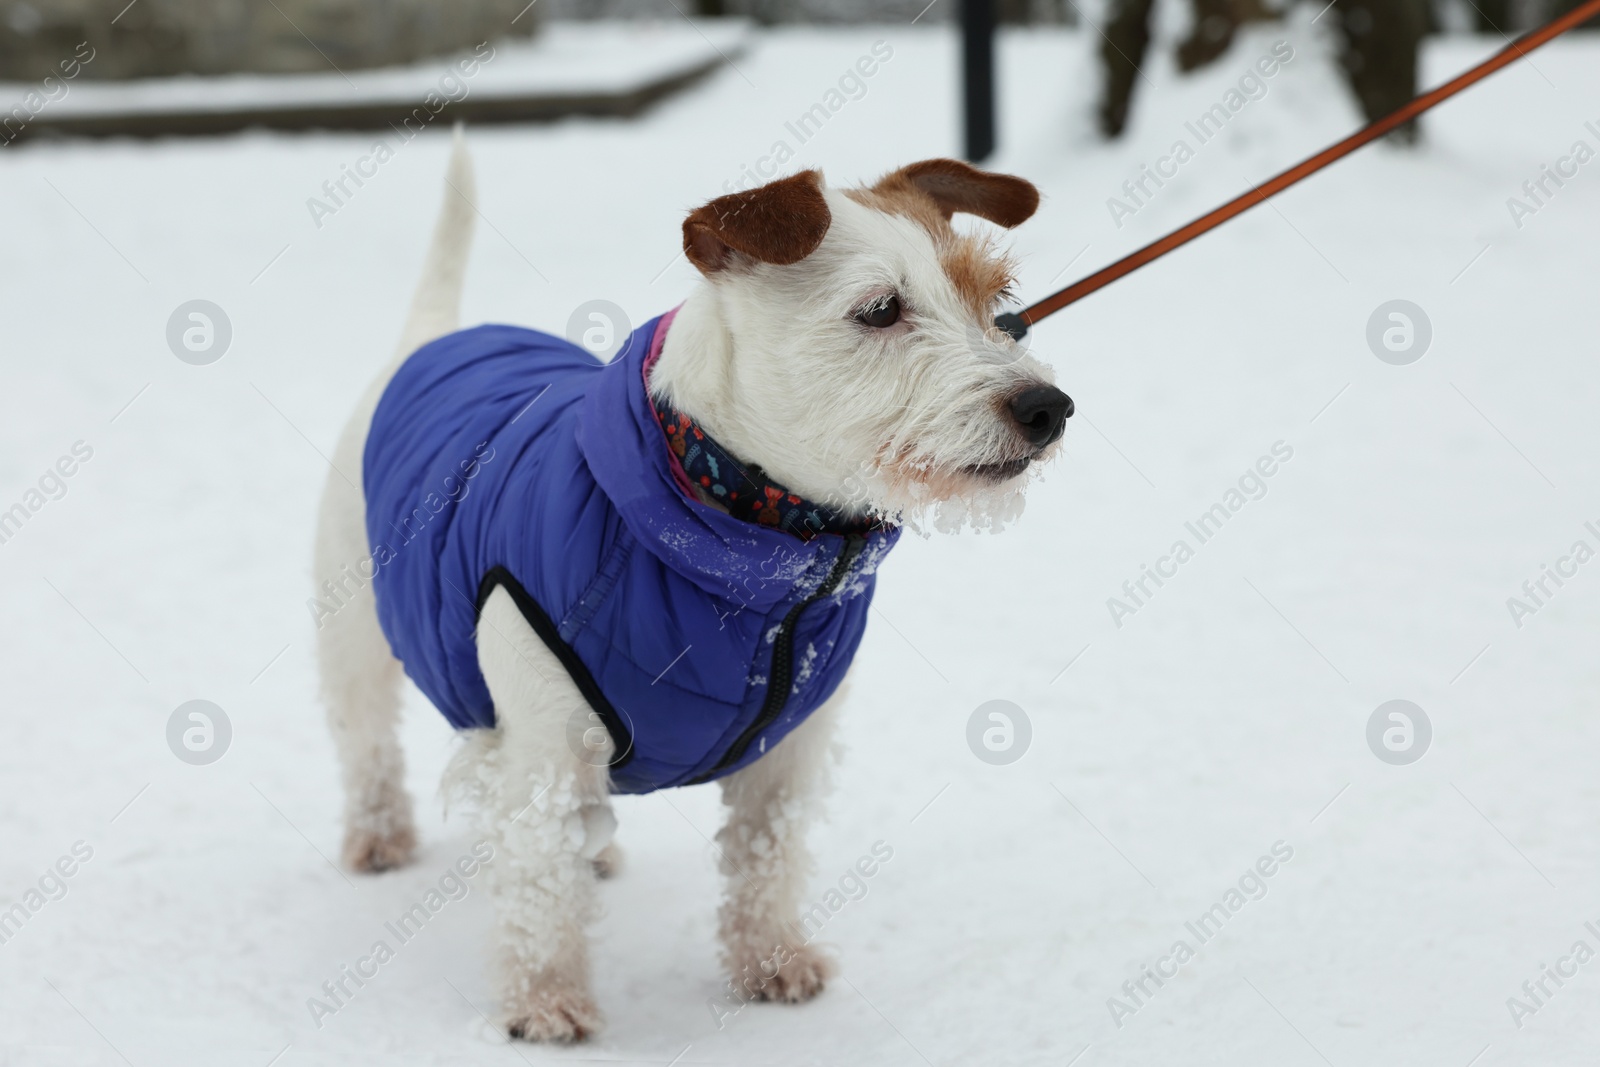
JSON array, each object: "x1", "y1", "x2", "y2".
[{"x1": 312, "y1": 130, "x2": 1070, "y2": 1042}]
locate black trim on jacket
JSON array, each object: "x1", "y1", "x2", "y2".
[{"x1": 475, "y1": 566, "x2": 636, "y2": 770}]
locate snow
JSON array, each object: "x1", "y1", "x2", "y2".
[
  {"x1": 4, "y1": 14, "x2": 1600, "y2": 1067},
  {"x1": 0, "y1": 21, "x2": 753, "y2": 119}
]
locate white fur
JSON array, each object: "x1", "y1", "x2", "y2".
[
  {"x1": 453, "y1": 587, "x2": 612, "y2": 1040},
  {"x1": 314, "y1": 135, "x2": 1058, "y2": 1041},
  {"x1": 314, "y1": 127, "x2": 476, "y2": 873},
  {"x1": 715, "y1": 684, "x2": 844, "y2": 1004}
]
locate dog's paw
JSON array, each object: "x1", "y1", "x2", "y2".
[
  {"x1": 740, "y1": 942, "x2": 835, "y2": 1004},
  {"x1": 505, "y1": 988, "x2": 603, "y2": 1043},
  {"x1": 592, "y1": 842, "x2": 624, "y2": 880},
  {"x1": 342, "y1": 824, "x2": 415, "y2": 873}
]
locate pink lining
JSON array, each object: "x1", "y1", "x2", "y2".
[{"x1": 642, "y1": 305, "x2": 698, "y2": 500}]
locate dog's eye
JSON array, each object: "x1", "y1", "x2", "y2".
[{"x1": 855, "y1": 296, "x2": 901, "y2": 329}]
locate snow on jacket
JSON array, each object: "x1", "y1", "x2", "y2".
[{"x1": 362, "y1": 310, "x2": 900, "y2": 794}]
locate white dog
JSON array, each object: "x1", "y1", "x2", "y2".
[{"x1": 312, "y1": 131, "x2": 1068, "y2": 1042}]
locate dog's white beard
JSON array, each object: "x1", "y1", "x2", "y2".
[
  {"x1": 851, "y1": 461, "x2": 1035, "y2": 536},
  {"x1": 925, "y1": 479, "x2": 1030, "y2": 534}
]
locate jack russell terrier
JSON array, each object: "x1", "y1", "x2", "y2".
[{"x1": 312, "y1": 130, "x2": 1070, "y2": 1041}]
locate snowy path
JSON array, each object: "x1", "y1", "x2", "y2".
[
  {"x1": 0, "y1": 22, "x2": 754, "y2": 138},
  {"x1": 3, "y1": 17, "x2": 1600, "y2": 1067}
]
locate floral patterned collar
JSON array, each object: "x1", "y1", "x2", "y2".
[{"x1": 652, "y1": 399, "x2": 882, "y2": 542}]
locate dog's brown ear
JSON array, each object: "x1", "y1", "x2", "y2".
[
  {"x1": 875, "y1": 158, "x2": 1039, "y2": 228},
  {"x1": 683, "y1": 170, "x2": 832, "y2": 273}
]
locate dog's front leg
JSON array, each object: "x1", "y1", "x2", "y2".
[
  {"x1": 476, "y1": 586, "x2": 613, "y2": 1042},
  {"x1": 714, "y1": 682, "x2": 845, "y2": 1004}
]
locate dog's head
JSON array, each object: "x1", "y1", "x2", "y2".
[{"x1": 656, "y1": 160, "x2": 1068, "y2": 532}]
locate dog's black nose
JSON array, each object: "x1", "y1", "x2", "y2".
[{"x1": 1008, "y1": 386, "x2": 1073, "y2": 447}]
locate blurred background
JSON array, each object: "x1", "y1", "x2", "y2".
[
  {"x1": 3, "y1": 0, "x2": 1595, "y2": 142},
  {"x1": 4, "y1": 2, "x2": 1600, "y2": 1066}
]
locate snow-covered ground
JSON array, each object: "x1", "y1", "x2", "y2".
[{"x1": 3, "y1": 14, "x2": 1600, "y2": 1067}]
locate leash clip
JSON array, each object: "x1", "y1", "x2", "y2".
[{"x1": 993, "y1": 312, "x2": 1029, "y2": 341}]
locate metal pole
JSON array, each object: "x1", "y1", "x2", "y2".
[{"x1": 962, "y1": 0, "x2": 996, "y2": 162}]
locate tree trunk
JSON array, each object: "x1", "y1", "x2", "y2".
[
  {"x1": 1332, "y1": 0, "x2": 1428, "y2": 144},
  {"x1": 1176, "y1": 0, "x2": 1240, "y2": 72},
  {"x1": 1471, "y1": 0, "x2": 1512, "y2": 32},
  {"x1": 1551, "y1": 0, "x2": 1600, "y2": 30},
  {"x1": 1174, "y1": 0, "x2": 1280, "y2": 74},
  {"x1": 1230, "y1": 0, "x2": 1276, "y2": 20},
  {"x1": 1097, "y1": 0, "x2": 1156, "y2": 138}
]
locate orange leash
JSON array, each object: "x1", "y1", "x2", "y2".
[{"x1": 996, "y1": 0, "x2": 1600, "y2": 339}]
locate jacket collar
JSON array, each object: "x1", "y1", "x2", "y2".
[{"x1": 576, "y1": 310, "x2": 900, "y2": 609}]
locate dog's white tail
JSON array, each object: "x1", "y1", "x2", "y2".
[{"x1": 395, "y1": 124, "x2": 477, "y2": 360}]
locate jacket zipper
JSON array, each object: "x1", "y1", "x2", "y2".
[{"x1": 692, "y1": 533, "x2": 866, "y2": 783}]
